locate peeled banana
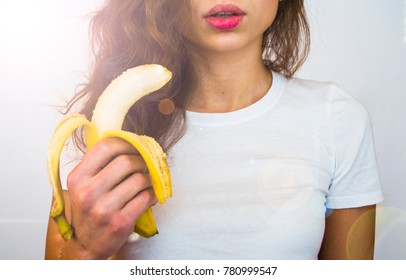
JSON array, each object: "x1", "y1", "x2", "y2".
[{"x1": 47, "y1": 64, "x2": 173, "y2": 240}]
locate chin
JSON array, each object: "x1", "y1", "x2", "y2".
[{"x1": 203, "y1": 34, "x2": 250, "y2": 53}]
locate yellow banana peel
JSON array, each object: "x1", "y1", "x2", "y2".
[{"x1": 47, "y1": 64, "x2": 173, "y2": 240}]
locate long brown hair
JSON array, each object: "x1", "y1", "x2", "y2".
[{"x1": 66, "y1": 0, "x2": 310, "y2": 153}]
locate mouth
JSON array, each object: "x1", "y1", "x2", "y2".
[
  {"x1": 204, "y1": 4, "x2": 246, "y2": 30},
  {"x1": 211, "y1": 11, "x2": 239, "y2": 18},
  {"x1": 205, "y1": 4, "x2": 246, "y2": 17}
]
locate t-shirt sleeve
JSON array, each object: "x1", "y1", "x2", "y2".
[{"x1": 326, "y1": 86, "x2": 384, "y2": 209}]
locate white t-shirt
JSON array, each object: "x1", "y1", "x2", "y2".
[{"x1": 120, "y1": 72, "x2": 384, "y2": 259}]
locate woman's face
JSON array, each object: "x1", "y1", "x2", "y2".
[{"x1": 182, "y1": 0, "x2": 279, "y2": 55}]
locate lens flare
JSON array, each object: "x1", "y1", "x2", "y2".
[
  {"x1": 374, "y1": 206, "x2": 406, "y2": 259},
  {"x1": 158, "y1": 98, "x2": 175, "y2": 115},
  {"x1": 257, "y1": 159, "x2": 316, "y2": 212},
  {"x1": 345, "y1": 207, "x2": 377, "y2": 259}
]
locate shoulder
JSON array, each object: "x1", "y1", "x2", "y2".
[
  {"x1": 282, "y1": 75, "x2": 351, "y2": 103},
  {"x1": 283, "y1": 75, "x2": 334, "y2": 94},
  {"x1": 280, "y1": 75, "x2": 371, "y2": 123}
]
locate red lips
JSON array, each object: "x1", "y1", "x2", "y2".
[{"x1": 204, "y1": 4, "x2": 246, "y2": 30}]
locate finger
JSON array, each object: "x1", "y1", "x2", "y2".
[
  {"x1": 91, "y1": 154, "x2": 147, "y2": 194},
  {"x1": 102, "y1": 173, "x2": 154, "y2": 210},
  {"x1": 74, "y1": 137, "x2": 139, "y2": 180},
  {"x1": 120, "y1": 187, "x2": 158, "y2": 221}
]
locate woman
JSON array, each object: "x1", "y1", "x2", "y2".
[{"x1": 45, "y1": 0, "x2": 383, "y2": 259}]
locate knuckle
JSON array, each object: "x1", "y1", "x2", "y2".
[
  {"x1": 93, "y1": 139, "x2": 114, "y2": 155},
  {"x1": 109, "y1": 215, "x2": 132, "y2": 236},
  {"x1": 129, "y1": 173, "x2": 150, "y2": 188},
  {"x1": 66, "y1": 171, "x2": 81, "y2": 188},
  {"x1": 114, "y1": 154, "x2": 134, "y2": 171},
  {"x1": 72, "y1": 187, "x2": 92, "y2": 212},
  {"x1": 90, "y1": 205, "x2": 109, "y2": 224},
  {"x1": 138, "y1": 188, "x2": 156, "y2": 207}
]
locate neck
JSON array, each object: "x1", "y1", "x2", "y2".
[{"x1": 187, "y1": 44, "x2": 273, "y2": 113}]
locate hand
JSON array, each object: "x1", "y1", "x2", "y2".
[{"x1": 65, "y1": 138, "x2": 157, "y2": 259}]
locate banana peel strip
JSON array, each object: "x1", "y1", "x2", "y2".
[{"x1": 47, "y1": 113, "x2": 96, "y2": 240}]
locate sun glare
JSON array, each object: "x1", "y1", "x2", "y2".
[
  {"x1": 0, "y1": 1, "x2": 59, "y2": 52},
  {"x1": 0, "y1": 0, "x2": 98, "y2": 93}
]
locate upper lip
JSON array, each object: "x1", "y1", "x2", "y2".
[{"x1": 204, "y1": 3, "x2": 246, "y2": 17}]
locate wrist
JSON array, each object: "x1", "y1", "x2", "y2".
[{"x1": 58, "y1": 238, "x2": 105, "y2": 260}]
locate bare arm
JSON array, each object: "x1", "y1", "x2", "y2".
[{"x1": 318, "y1": 204, "x2": 377, "y2": 260}]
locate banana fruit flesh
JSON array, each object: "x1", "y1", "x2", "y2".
[{"x1": 47, "y1": 64, "x2": 173, "y2": 240}]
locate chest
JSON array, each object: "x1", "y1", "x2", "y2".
[{"x1": 139, "y1": 118, "x2": 334, "y2": 259}]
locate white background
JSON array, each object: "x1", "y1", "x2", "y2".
[{"x1": 0, "y1": 0, "x2": 405, "y2": 259}]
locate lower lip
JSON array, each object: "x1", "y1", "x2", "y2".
[{"x1": 205, "y1": 15, "x2": 244, "y2": 30}]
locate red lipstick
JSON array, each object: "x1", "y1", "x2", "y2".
[{"x1": 204, "y1": 4, "x2": 246, "y2": 30}]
